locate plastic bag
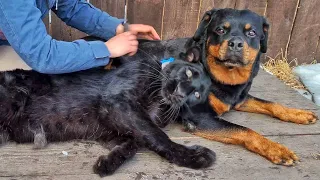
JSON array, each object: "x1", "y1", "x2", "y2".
[{"x1": 293, "y1": 64, "x2": 320, "y2": 106}]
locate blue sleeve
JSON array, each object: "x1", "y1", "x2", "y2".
[
  {"x1": 0, "y1": 0, "x2": 111, "y2": 74},
  {"x1": 54, "y1": 0, "x2": 124, "y2": 40}
]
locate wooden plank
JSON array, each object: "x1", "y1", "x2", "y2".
[
  {"x1": 51, "y1": 12, "x2": 87, "y2": 41},
  {"x1": 287, "y1": 0, "x2": 320, "y2": 64},
  {"x1": 199, "y1": 0, "x2": 215, "y2": 18},
  {"x1": 264, "y1": 0, "x2": 299, "y2": 60},
  {"x1": 315, "y1": 37, "x2": 320, "y2": 62},
  {"x1": 162, "y1": 0, "x2": 201, "y2": 40},
  {"x1": 89, "y1": 0, "x2": 102, "y2": 9},
  {"x1": 50, "y1": 0, "x2": 125, "y2": 41},
  {"x1": 100, "y1": 0, "x2": 125, "y2": 18},
  {"x1": 42, "y1": 14, "x2": 50, "y2": 35},
  {"x1": 50, "y1": 13, "x2": 71, "y2": 41},
  {"x1": 127, "y1": 0, "x2": 164, "y2": 37},
  {"x1": 235, "y1": 0, "x2": 267, "y2": 16},
  {"x1": 213, "y1": 0, "x2": 236, "y2": 8}
]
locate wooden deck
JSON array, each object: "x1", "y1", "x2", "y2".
[{"x1": 0, "y1": 69, "x2": 319, "y2": 180}]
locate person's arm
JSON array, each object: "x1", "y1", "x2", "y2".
[
  {"x1": 0, "y1": 0, "x2": 110, "y2": 74},
  {"x1": 54, "y1": 0, "x2": 124, "y2": 40}
]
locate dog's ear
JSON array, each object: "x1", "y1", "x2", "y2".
[
  {"x1": 260, "y1": 17, "x2": 269, "y2": 53},
  {"x1": 193, "y1": 9, "x2": 219, "y2": 42},
  {"x1": 184, "y1": 47, "x2": 201, "y2": 63},
  {"x1": 185, "y1": 9, "x2": 218, "y2": 49}
]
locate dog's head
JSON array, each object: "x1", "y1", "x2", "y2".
[{"x1": 191, "y1": 8, "x2": 269, "y2": 68}]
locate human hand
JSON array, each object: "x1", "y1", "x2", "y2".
[
  {"x1": 105, "y1": 31, "x2": 138, "y2": 57},
  {"x1": 116, "y1": 24, "x2": 161, "y2": 40}
]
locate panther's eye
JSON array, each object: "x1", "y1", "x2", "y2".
[
  {"x1": 216, "y1": 28, "x2": 225, "y2": 35},
  {"x1": 194, "y1": 91, "x2": 200, "y2": 99},
  {"x1": 186, "y1": 69, "x2": 193, "y2": 79},
  {"x1": 247, "y1": 30, "x2": 256, "y2": 37}
]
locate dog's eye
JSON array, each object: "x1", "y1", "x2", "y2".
[
  {"x1": 216, "y1": 28, "x2": 225, "y2": 35},
  {"x1": 247, "y1": 30, "x2": 256, "y2": 37},
  {"x1": 186, "y1": 69, "x2": 193, "y2": 79},
  {"x1": 194, "y1": 91, "x2": 200, "y2": 99}
]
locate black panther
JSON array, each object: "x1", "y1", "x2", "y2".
[{"x1": 0, "y1": 44, "x2": 214, "y2": 176}]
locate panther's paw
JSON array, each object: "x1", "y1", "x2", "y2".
[
  {"x1": 93, "y1": 155, "x2": 121, "y2": 177},
  {"x1": 173, "y1": 145, "x2": 216, "y2": 169}
]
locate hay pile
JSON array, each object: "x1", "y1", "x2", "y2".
[{"x1": 262, "y1": 50, "x2": 317, "y2": 90}]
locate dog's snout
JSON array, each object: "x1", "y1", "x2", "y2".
[{"x1": 228, "y1": 38, "x2": 243, "y2": 51}]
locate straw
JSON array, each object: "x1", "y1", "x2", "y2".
[{"x1": 262, "y1": 49, "x2": 317, "y2": 90}]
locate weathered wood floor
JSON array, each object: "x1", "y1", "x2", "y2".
[{"x1": 0, "y1": 70, "x2": 319, "y2": 180}]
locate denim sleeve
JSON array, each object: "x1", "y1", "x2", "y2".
[
  {"x1": 0, "y1": 0, "x2": 110, "y2": 74},
  {"x1": 54, "y1": 0, "x2": 124, "y2": 40}
]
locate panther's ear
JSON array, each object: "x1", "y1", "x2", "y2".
[
  {"x1": 260, "y1": 17, "x2": 269, "y2": 53},
  {"x1": 193, "y1": 8, "x2": 219, "y2": 42},
  {"x1": 185, "y1": 47, "x2": 201, "y2": 63}
]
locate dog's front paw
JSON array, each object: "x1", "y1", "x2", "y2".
[
  {"x1": 172, "y1": 145, "x2": 216, "y2": 169},
  {"x1": 263, "y1": 142, "x2": 299, "y2": 166},
  {"x1": 277, "y1": 108, "x2": 318, "y2": 125}
]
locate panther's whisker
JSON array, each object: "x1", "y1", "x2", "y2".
[
  {"x1": 171, "y1": 106, "x2": 180, "y2": 123},
  {"x1": 137, "y1": 62, "x2": 169, "y2": 80},
  {"x1": 148, "y1": 90, "x2": 162, "y2": 101},
  {"x1": 131, "y1": 70, "x2": 162, "y2": 79},
  {"x1": 138, "y1": 47, "x2": 161, "y2": 66},
  {"x1": 143, "y1": 85, "x2": 161, "y2": 95},
  {"x1": 162, "y1": 106, "x2": 175, "y2": 123},
  {"x1": 167, "y1": 105, "x2": 179, "y2": 123},
  {"x1": 132, "y1": 69, "x2": 164, "y2": 80},
  {"x1": 131, "y1": 64, "x2": 168, "y2": 82}
]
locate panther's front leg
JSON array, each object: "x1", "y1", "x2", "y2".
[
  {"x1": 94, "y1": 138, "x2": 138, "y2": 177},
  {"x1": 135, "y1": 116, "x2": 216, "y2": 169},
  {"x1": 235, "y1": 95, "x2": 318, "y2": 124}
]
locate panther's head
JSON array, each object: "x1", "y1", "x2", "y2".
[{"x1": 161, "y1": 48, "x2": 211, "y2": 107}]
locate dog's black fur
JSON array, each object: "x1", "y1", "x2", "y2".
[{"x1": 0, "y1": 42, "x2": 215, "y2": 176}]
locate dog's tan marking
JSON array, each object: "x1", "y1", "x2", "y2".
[
  {"x1": 224, "y1": 22, "x2": 231, "y2": 28},
  {"x1": 245, "y1": 23, "x2": 252, "y2": 30},
  {"x1": 104, "y1": 59, "x2": 114, "y2": 70},
  {"x1": 206, "y1": 55, "x2": 254, "y2": 85},
  {"x1": 243, "y1": 42, "x2": 259, "y2": 64},
  {"x1": 208, "y1": 93, "x2": 230, "y2": 116},
  {"x1": 208, "y1": 40, "x2": 228, "y2": 60}
]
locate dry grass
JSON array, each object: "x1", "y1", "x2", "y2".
[{"x1": 262, "y1": 50, "x2": 317, "y2": 90}]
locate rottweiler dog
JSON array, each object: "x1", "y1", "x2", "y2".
[{"x1": 182, "y1": 8, "x2": 318, "y2": 166}]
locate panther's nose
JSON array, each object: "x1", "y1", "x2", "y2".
[{"x1": 228, "y1": 37, "x2": 243, "y2": 51}]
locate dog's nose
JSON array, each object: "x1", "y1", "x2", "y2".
[{"x1": 228, "y1": 38, "x2": 243, "y2": 51}]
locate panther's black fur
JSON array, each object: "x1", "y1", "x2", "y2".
[{"x1": 0, "y1": 41, "x2": 214, "y2": 176}]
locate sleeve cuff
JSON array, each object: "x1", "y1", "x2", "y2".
[{"x1": 88, "y1": 40, "x2": 110, "y2": 59}]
